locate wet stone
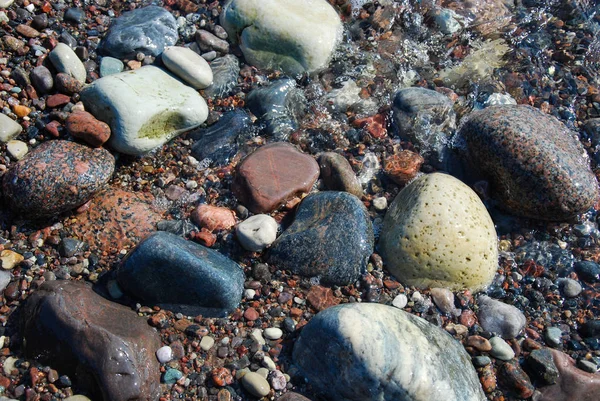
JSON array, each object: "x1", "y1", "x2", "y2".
[
  {"x1": 537, "y1": 349, "x2": 600, "y2": 401},
  {"x1": 117, "y1": 232, "x2": 245, "y2": 317},
  {"x1": 99, "y1": 57, "x2": 124, "y2": 77},
  {"x1": 580, "y1": 320, "x2": 600, "y2": 338},
  {"x1": 317, "y1": 152, "x2": 363, "y2": 198},
  {"x1": 98, "y1": 6, "x2": 178, "y2": 59},
  {"x1": 574, "y1": 260, "x2": 600, "y2": 283},
  {"x1": 188, "y1": 109, "x2": 253, "y2": 167},
  {"x1": 64, "y1": 8, "x2": 85, "y2": 23},
  {"x1": 459, "y1": 105, "x2": 599, "y2": 220},
  {"x1": 383, "y1": 150, "x2": 424, "y2": 186},
  {"x1": 526, "y1": 348, "x2": 559, "y2": 385},
  {"x1": 21, "y1": 280, "x2": 161, "y2": 401},
  {"x1": 66, "y1": 111, "x2": 111, "y2": 147},
  {"x1": 233, "y1": 143, "x2": 319, "y2": 214},
  {"x1": 55, "y1": 73, "x2": 84, "y2": 95},
  {"x1": 269, "y1": 191, "x2": 373, "y2": 286},
  {"x1": 497, "y1": 361, "x2": 534, "y2": 399},
  {"x1": 293, "y1": 303, "x2": 486, "y2": 401},
  {"x1": 204, "y1": 55, "x2": 240, "y2": 98},
  {"x1": 2, "y1": 140, "x2": 115, "y2": 219},
  {"x1": 246, "y1": 79, "x2": 307, "y2": 141}
]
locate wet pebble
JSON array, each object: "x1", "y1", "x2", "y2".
[
  {"x1": 526, "y1": 348, "x2": 559, "y2": 384},
  {"x1": 99, "y1": 57, "x2": 124, "y2": 77},
  {"x1": 559, "y1": 278, "x2": 582, "y2": 297},
  {"x1": 156, "y1": 346, "x2": 173, "y2": 364},
  {"x1": 545, "y1": 327, "x2": 563, "y2": 347},
  {"x1": 204, "y1": 55, "x2": 240, "y2": 98},
  {"x1": 489, "y1": 337, "x2": 515, "y2": 360},
  {"x1": 574, "y1": 260, "x2": 600, "y2": 282},
  {"x1": 318, "y1": 152, "x2": 363, "y2": 197},
  {"x1": 66, "y1": 111, "x2": 111, "y2": 147}
]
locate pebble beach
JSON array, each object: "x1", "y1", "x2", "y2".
[{"x1": 0, "y1": 0, "x2": 599, "y2": 401}]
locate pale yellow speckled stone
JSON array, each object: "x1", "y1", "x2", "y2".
[{"x1": 379, "y1": 173, "x2": 498, "y2": 291}]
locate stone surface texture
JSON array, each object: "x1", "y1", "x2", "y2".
[
  {"x1": 233, "y1": 143, "x2": 319, "y2": 213},
  {"x1": 379, "y1": 173, "x2": 498, "y2": 291},
  {"x1": 268, "y1": 191, "x2": 374, "y2": 286},
  {"x1": 221, "y1": 0, "x2": 343, "y2": 74},
  {"x1": 117, "y1": 232, "x2": 245, "y2": 316},
  {"x1": 2, "y1": 140, "x2": 115, "y2": 219},
  {"x1": 81, "y1": 66, "x2": 208, "y2": 155},
  {"x1": 21, "y1": 280, "x2": 161, "y2": 401},
  {"x1": 459, "y1": 105, "x2": 599, "y2": 220},
  {"x1": 293, "y1": 303, "x2": 486, "y2": 401}
]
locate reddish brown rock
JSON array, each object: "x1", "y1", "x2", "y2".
[
  {"x1": 536, "y1": 349, "x2": 600, "y2": 401},
  {"x1": 55, "y1": 72, "x2": 84, "y2": 94},
  {"x1": 233, "y1": 143, "x2": 319, "y2": 213},
  {"x1": 306, "y1": 286, "x2": 339, "y2": 312},
  {"x1": 191, "y1": 204, "x2": 236, "y2": 231},
  {"x1": 1, "y1": 140, "x2": 115, "y2": 219},
  {"x1": 384, "y1": 150, "x2": 424, "y2": 186},
  {"x1": 467, "y1": 335, "x2": 492, "y2": 352},
  {"x1": 212, "y1": 368, "x2": 234, "y2": 387},
  {"x1": 16, "y1": 24, "x2": 40, "y2": 38},
  {"x1": 46, "y1": 94, "x2": 71, "y2": 108},
  {"x1": 21, "y1": 280, "x2": 161, "y2": 401},
  {"x1": 498, "y1": 361, "x2": 534, "y2": 399},
  {"x1": 45, "y1": 120, "x2": 61, "y2": 137},
  {"x1": 244, "y1": 307, "x2": 259, "y2": 321},
  {"x1": 479, "y1": 364, "x2": 497, "y2": 393},
  {"x1": 352, "y1": 113, "x2": 388, "y2": 139},
  {"x1": 66, "y1": 111, "x2": 111, "y2": 147},
  {"x1": 67, "y1": 188, "x2": 164, "y2": 256}
]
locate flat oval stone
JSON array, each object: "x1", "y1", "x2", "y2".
[
  {"x1": 117, "y1": 232, "x2": 245, "y2": 317},
  {"x1": 2, "y1": 140, "x2": 115, "y2": 219},
  {"x1": 241, "y1": 372, "x2": 270, "y2": 397},
  {"x1": 379, "y1": 173, "x2": 498, "y2": 291},
  {"x1": 49, "y1": 43, "x2": 87, "y2": 84},
  {"x1": 459, "y1": 105, "x2": 599, "y2": 220},
  {"x1": 162, "y1": 46, "x2": 213, "y2": 90},
  {"x1": 233, "y1": 143, "x2": 319, "y2": 214},
  {"x1": 21, "y1": 280, "x2": 161, "y2": 401},
  {"x1": 81, "y1": 66, "x2": 208, "y2": 155},
  {"x1": 293, "y1": 303, "x2": 486, "y2": 401},
  {"x1": 268, "y1": 191, "x2": 374, "y2": 286},
  {"x1": 98, "y1": 6, "x2": 178, "y2": 59}
]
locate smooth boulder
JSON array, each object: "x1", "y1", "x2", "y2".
[
  {"x1": 268, "y1": 191, "x2": 373, "y2": 286},
  {"x1": 2, "y1": 140, "x2": 115, "y2": 219},
  {"x1": 117, "y1": 232, "x2": 245, "y2": 317},
  {"x1": 81, "y1": 66, "x2": 208, "y2": 155},
  {"x1": 459, "y1": 105, "x2": 599, "y2": 220},
  {"x1": 293, "y1": 303, "x2": 486, "y2": 401},
  {"x1": 21, "y1": 280, "x2": 161, "y2": 401},
  {"x1": 379, "y1": 173, "x2": 498, "y2": 291},
  {"x1": 221, "y1": 0, "x2": 342, "y2": 74}
]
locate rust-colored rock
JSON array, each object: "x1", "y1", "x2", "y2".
[
  {"x1": 21, "y1": 280, "x2": 161, "y2": 401},
  {"x1": 498, "y1": 361, "x2": 534, "y2": 399},
  {"x1": 12, "y1": 105, "x2": 31, "y2": 118},
  {"x1": 212, "y1": 368, "x2": 233, "y2": 387},
  {"x1": 352, "y1": 113, "x2": 388, "y2": 139},
  {"x1": 16, "y1": 24, "x2": 40, "y2": 38},
  {"x1": 67, "y1": 188, "x2": 164, "y2": 256},
  {"x1": 244, "y1": 307, "x2": 259, "y2": 321},
  {"x1": 467, "y1": 335, "x2": 492, "y2": 352},
  {"x1": 55, "y1": 72, "x2": 84, "y2": 94},
  {"x1": 479, "y1": 364, "x2": 497, "y2": 393},
  {"x1": 233, "y1": 143, "x2": 319, "y2": 213},
  {"x1": 66, "y1": 111, "x2": 111, "y2": 147},
  {"x1": 191, "y1": 204, "x2": 236, "y2": 232},
  {"x1": 384, "y1": 150, "x2": 424, "y2": 186},
  {"x1": 536, "y1": 349, "x2": 600, "y2": 401},
  {"x1": 46, "y1": 94, "x2": 71, "y2": 108},
  {"x1": 306, "y1": 285, "x2": 339, "y2": 312}
]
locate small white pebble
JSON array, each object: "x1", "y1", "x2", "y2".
[
  {"x1": 185, "y1": 180, "x2": 198, "y2": 189},
  {"x1": 7, "y1": 140, "x2": 28, "y2": 160},
  {"x1": 392, "y1": 294, "x2": 408, "y2": 309},
  {"x1": 262, "y1": 356, "x2": 276, "y2": 371},
  {"x1": 244, "y1": 289, "x2": 256, "y2": 299},
  {"x1": 200, "y1": 336, "x2": 215, "y2": 351},
  {"x1": 250, "y1": 328, "x2": 266, "y2": 345},
  {"x1": 372, "y1": 196, "x2": 387, "y2": 211},
  {"x1": 264, "y1": 327, "x2": 283, "y2": 340},
  {"x1": 156, "y1": 346, "x2": 173, "y2": 364}
]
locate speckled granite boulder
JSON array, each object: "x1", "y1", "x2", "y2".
[
  {"x1": 459, "y1": 105, "x2": 599, "y2": 220},
  {"x1": 117, "y1": 232, "x2": 244, "y2": 317},
  {"x1": 221, "y1": 0, "x2": 342, "y2": 74},
  {"x1": 81, "y1": 66, "x2": 208, "y2": 155},
  {"x1": 98, "y1": 6, "x2": 178, "y2": 59},
  {"x1": 2, "y1": 140, "x2": 114, "y2": 219},
  {"x1": 268, "y1": 191, "x2": 373, "y2": 286},
  {"x1": 21, "y1": 280, "x2": 161, "y2": 401},
  {"x1": 293, "y1": 303, "x2": 486, "y2": 401},
  {"x1": 379, "y1": 173, "x2": 498, "y2": 291}
]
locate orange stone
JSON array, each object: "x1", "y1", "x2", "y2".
[
  {"x1": 384, "y1": 150, "x2": 424, "y2": 186},
  {"x1": 13, "y1": 105, "x2": 31, "y2": 118},
  {"x1": 191, "y1": 204, "x2": 236, "y2": 232},
  {"x1": 306, "y1": 285, "x2": 339, "y2": 311}
]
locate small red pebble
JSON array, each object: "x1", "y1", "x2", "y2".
[
  {"x1": 66, "y1": 111, "x2": 111, "y2": 147},
  {"x1": 192, "y1": 228, "x2": 216, "y2": 247},
  {"x1": 211, "y1": 367, "x2": 233, "y2": 387},
  {"x1": 244, "y1": 307, "x2": 259, "y2": 321},
  {"x1": 46, "y1": 93, "x2": 71, "y2": 108},
  {"x1": 352, "y1": 113, "x2": 388, "y2": 139},
  {"x1": 191, "y1": 204, "x2": 236, "y2": 232},
  {"x1": 384, "y1": 150, "x2": 425, "y2": 186},
  {"x1": 307, "y1": 285, "x2": 339, "y2": 311},
  {"x1": 45, "y1": 120, "x2": 61, "y2": 137}
]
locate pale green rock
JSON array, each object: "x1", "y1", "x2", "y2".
[
  {"x1": 241, "y1": 372, "x2": 270, "y2": 397},
  {"x1": 221, "y1": 0, "x2": 342, "y2": 74},
  {"x1": 49, "y1": 43, "x2": 87, "y2": 84},
  {"x1": 0, "y1": 0, "x2": 14, "y2": 9},
  {"x1": 379, "y1": 173, "x2": 498, "y2": 291},
  {"x1": 162, "y1": 46, "x2": 213, "y2": 89},
  {"x1": 0, "y1": 113, "x2": 22, "y2": 142},
  {"x1": 81, "y1": 66, "x2": 208, "y2": 155}
]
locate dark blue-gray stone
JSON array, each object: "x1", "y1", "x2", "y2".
[
  {"x1": 293, "y1": 303, "x2": 486, "y2": 401},
  {"x1": 117, "y1": 232, "x2": 245, "y2": 317},
  {"x1": 246, "y1": 78, "x2": 307, "y2": 141},
  {"x1": 204, "y1": 55, "x2": 240, "y2": 98},
  {"x1": 64, "y1": 8, "x2": 85, "y2": 24},
  {"x1": 580, "y1": 320, "x2": 600, "y2": 338},
  {"x1": 574, "y1": 260, "x2": 600, "y2": 283},
  {"x1": 98, "y1": 6, "x2": 178, "y2": 59},
  {"x1": 267, "y1": 191, "x2": 373, "y2": 286},
  {"x1": 392, "y1": 87, "x2": 456, "y2": 168},
  {"x1": 188, "y1": 109, "x2": 254, "y2": 166},
  {"x1": 458, "y1": 105, "x2": 599, "y2": 220}
]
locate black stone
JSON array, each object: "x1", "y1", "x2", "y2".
[
  {"x1": 268, "y1": 191, "x2": 374, "y2": 286},
  {"x1": 526, "y1": 348, "x2": 559, "y2": 385},
  {"x1": 59, "y1": 31, "x2": 78, "y2": 48},
  {"x1": 32, "y1": 14, "x2": 48, "y2": 30},
  {"x1": 59, "y1": 238, "x2": 88, "y2": 258},
  {"x1": 64, "y1": 8, "x2": 85, "y2": 24},
  {"x1": 580, "y1": 320, "x2": 600, "y2": 338},
  {"x1": 188, "y1": 109, "x2": 253, "y2": 167},
  {"x1": 246, "y1": 78, "x2": 307, "y2": 141},
  {"x1": 98, "y1": 6, "x2": 178, "y2": 59},
  {"x1": 117, "y1": 232, "x2": 245, "y2": 317},
  {"x1": 574, "y1": 260, "x2": 600, "y2": 283}
]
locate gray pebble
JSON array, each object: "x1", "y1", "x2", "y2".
[
  {"x1": 242, "y1": 372, "x2": 270, "y2": 397},
  {"x1": 489, "y1": 337, "x2": 515, "y2": 361},
  {"x1": 544, "y1": 327, "x2": 563, "y2": 348},
  {"x1": 559, "y1": 278, "x2": 582, "y2": 297}
]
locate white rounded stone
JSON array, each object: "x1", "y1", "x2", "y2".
[
  {"x1": 242, "y1": 372, "x2": 271, "y2": 397},
  {"x1": 264, "y1": 327, "x2": 283, "y2": 340},
  {"x1": 162, "y1": 46, "x2": 214, "y2": 90},
  {"x1": 200, "y1": 336, "x2": 215, "y2": 351},
  {"x1": 236, "y1": 214, "x2": 278, "y2": 252},
  {"x1": 221, "y1": 0, "x2": 342, "y2": 74},
  {"x1": 81, "y1": 66, "x2": 208, "y2": 155},
  {"x1": 262, "y1": 356, "x2": 277, "y2": 371},
  {"x1": 0, "y1": 113, "x2": 22, "y2": 143},
  {"x1": 156, "y1": 345, "x2": 173, "y2": 364},
  {"x1": 6, "y1": 140, "x2": 27, "y2": 160},
  {"x1": 0, "y1": 1, "x2": 15, "y2": 9},
  {"x1": 244, "y1": 288, "x2": 256, "y2": 299},
  {"x1": 379, "y1": 173, "x2": 498, "y2": 291},
  {"x1": 49, "y1": 43, "x2": 87, "y2": 83},
  {"x1": 392, "y1": 293, "x2": 408, "y2": 309}
]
